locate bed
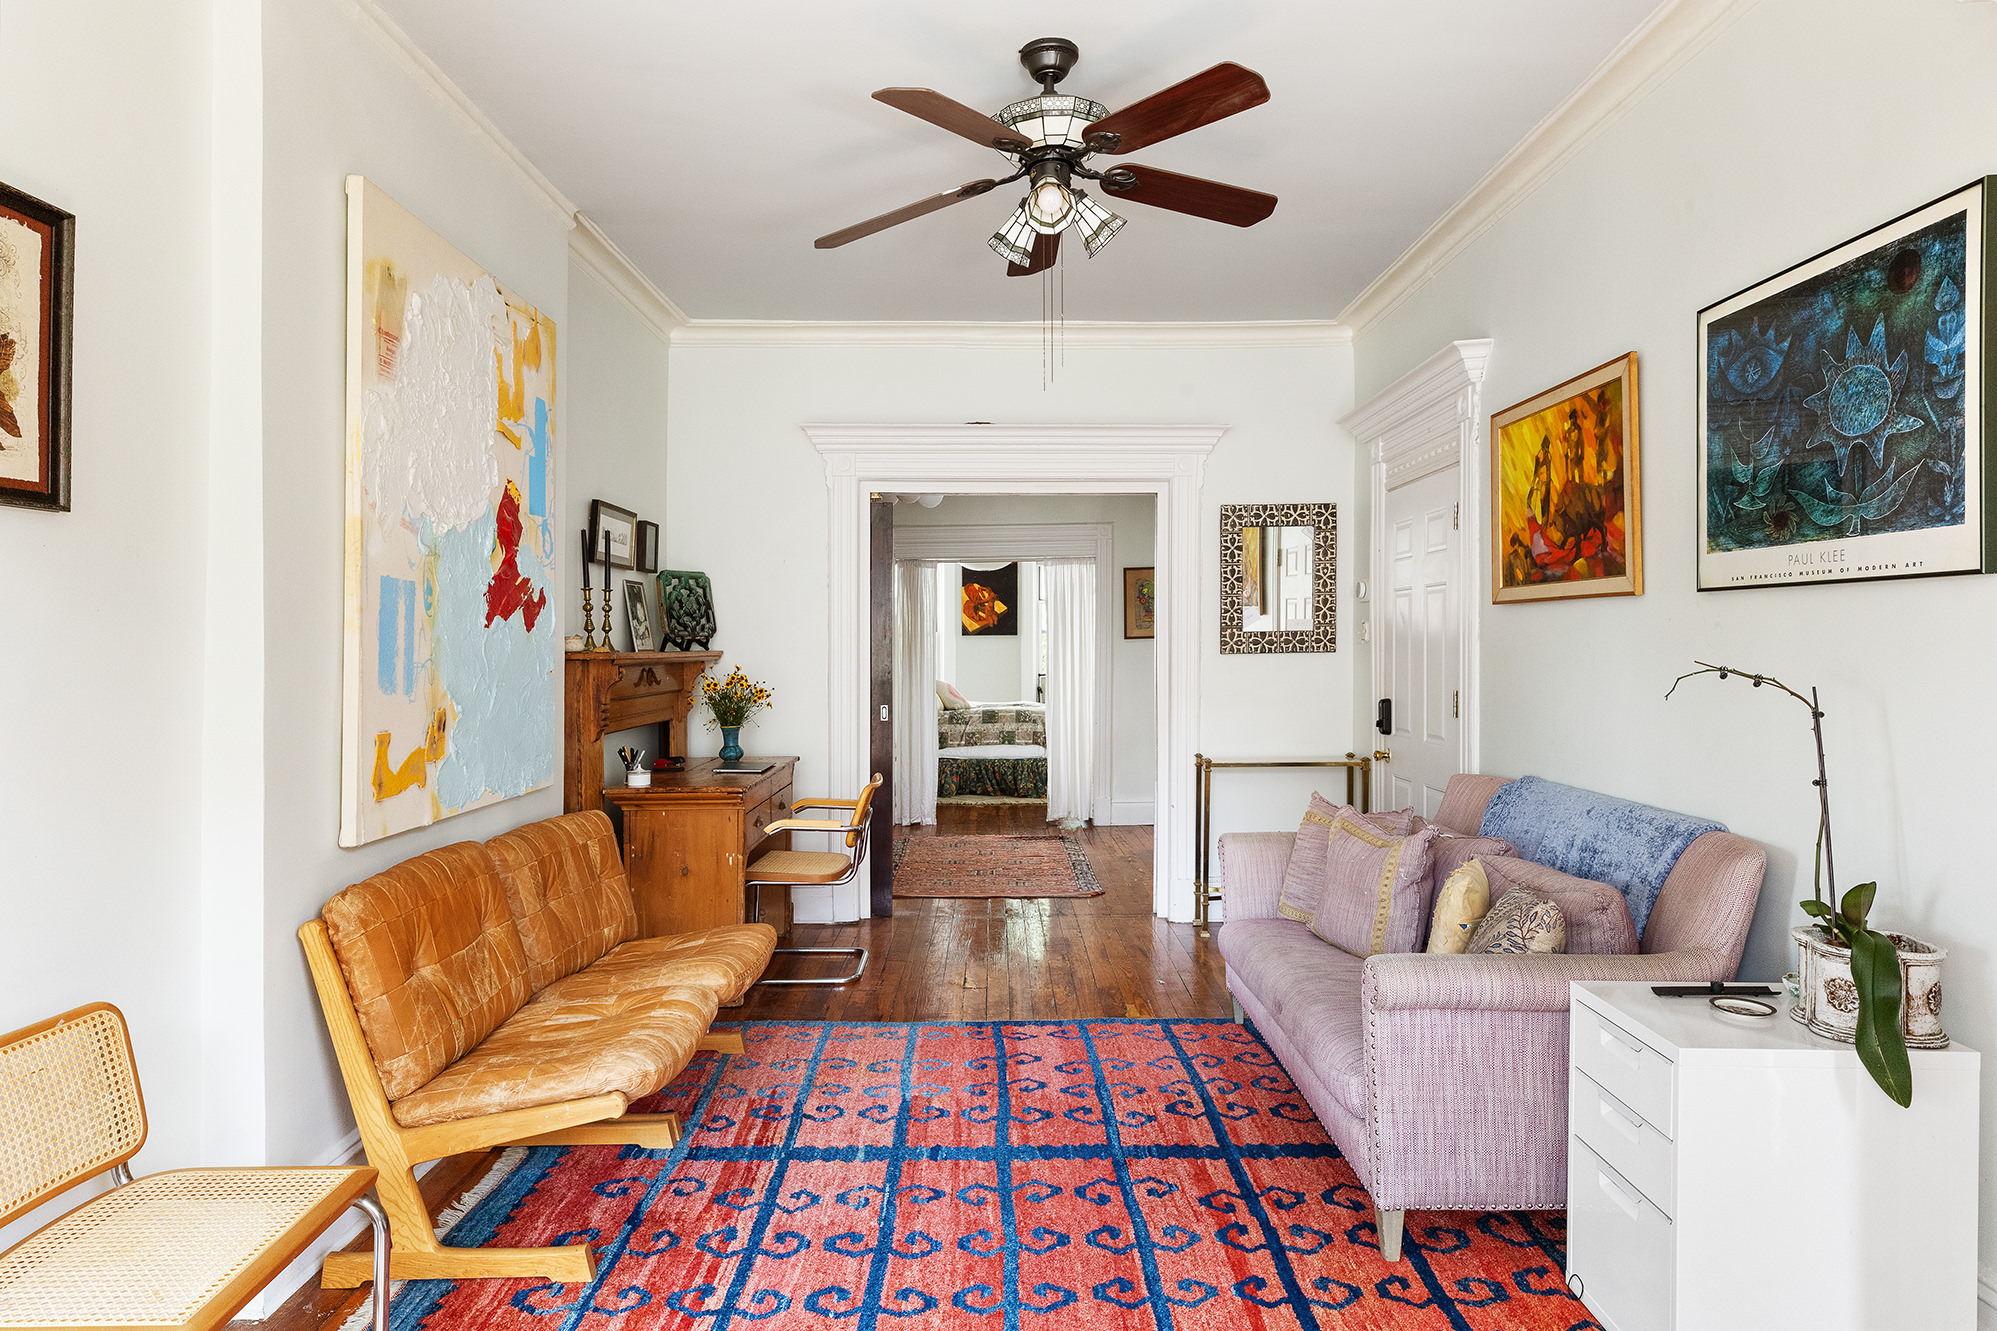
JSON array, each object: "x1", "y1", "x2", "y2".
[{"x1": 937, "y1": 703, "x2": 1047, "y2": 799}]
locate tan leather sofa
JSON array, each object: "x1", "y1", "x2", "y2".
[{"x1": 299, "y1": 809, "x2": 775, "y2": 1289}]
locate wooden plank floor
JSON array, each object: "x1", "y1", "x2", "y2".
[
  {"x1": 250, "y1": 821, "x2": 1221, "y2": 1331},
  {"x1": 741, "y1": 822, "x2": 1231, "y2": 1022}
]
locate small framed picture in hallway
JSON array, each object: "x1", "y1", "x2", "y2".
[{"x1": 1124, "y1": 566, "x2": 1155, "y2": 638}]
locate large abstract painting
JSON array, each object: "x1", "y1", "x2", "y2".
[
  {"x1": 1491, "y1": 353, "x2": 1642, "y2": 603},
  {"x1": 340, "y1": 177, "x2": 558, "y2": 846},
  {"x1": 1698, "y1": 179, "x2": 1994, "y2": 590}
]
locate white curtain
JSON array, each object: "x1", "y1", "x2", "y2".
[
  {"x1": 1042, "y1": 558, "x2": 1096, "y2": 824},
  {"x1": 891, "y1": 560, "x2": 939, "y2": 825}
]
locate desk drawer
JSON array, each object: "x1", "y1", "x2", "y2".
[
  {"x1": 1570, "y1": 1069, "x2": 1675, "y2": 1218},
  {"x1": 1567, "y1": 1138, "x2": 1672, "y2": 1331},
  {"x1": 745, "y1": 784, "x2": 794, "y2": 849},
  {"x1": 1572, "y1": 1000, "x2": 1675, "y2": 1137}
]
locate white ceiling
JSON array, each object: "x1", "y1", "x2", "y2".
[{"x1": 378, "y1": 0, "x2": 1660, "y2": 322}]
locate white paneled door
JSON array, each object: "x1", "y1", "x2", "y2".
[{"x1": 1381, "y1": 465, "x2": 1461, "y2": 818}]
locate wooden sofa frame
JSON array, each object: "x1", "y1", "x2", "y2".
[{"x1": 300, "y1": 920, "x2": 743, "y2": 1287}]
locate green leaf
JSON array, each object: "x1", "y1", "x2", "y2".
[
  {"x1": 1840, "y1": 881, "x2": 1878, "y2": 929},
  {"x1": 1798, "y1": 899, "x2": 1831, "y2": 918},
  {"x1": 1848, "y1": 928, "x2": 1913, "y2": 1108}
]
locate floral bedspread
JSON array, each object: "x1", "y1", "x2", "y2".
[
  {"x1": 937, "y1": 754, "x2": 1048, "y2": 799},
  {"x1": 938, "y1": 707, "x2": 1046, "y2": 749}
]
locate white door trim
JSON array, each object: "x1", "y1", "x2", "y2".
[
  {"x1": 804, "y1": 424, "x2": 1222, "y2": 922},
  {"x1": 893, "y1": 522, "x2": 1115, "y2": 823},
  {"x1": 1342, "y1": 341, "x2": 1492, "y2": 782}
]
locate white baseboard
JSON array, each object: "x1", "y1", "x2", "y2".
[{"x1": 1106, "y1": 800, "x2": 1155, "y2": 826}]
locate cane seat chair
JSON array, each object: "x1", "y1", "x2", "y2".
[
  {"x1": 0, "y1": 1004, "x2": 390, "y2": 1331},
  {"x1": 745, "y1": 773, "x2": 884, "y2": 986}
]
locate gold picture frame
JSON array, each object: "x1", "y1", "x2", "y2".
[
  {"x1": 1490, "y1": 352, "x2": 1642, "y2": 604},
  {"x1": 1123, "y1": 566, "x2": 1155, "y2": 639}
]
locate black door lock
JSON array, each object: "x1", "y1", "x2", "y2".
[{"x1": 1375, "y1": 698, "x2": 1392, "y2": 735}]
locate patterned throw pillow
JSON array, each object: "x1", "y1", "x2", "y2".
[
  {"x1": 1426, "y1": 858, "x2": 1492, "y2": 954},
  {"x1": 1466, "y1": 887, "x2": 1568, "y2": 955},
  {"x1": 1307, "y1": 816, "x2": 1441, "y2": 957},
  {"x1": 1277, "y1": 793, "x2": 1350, "y2": 923},
  {"x1": 1479, "y1": 857, "x2": 1635, "y2": 955},
  {"x1": 934, "y1": 679, "x2": 970, "y2": 710}
]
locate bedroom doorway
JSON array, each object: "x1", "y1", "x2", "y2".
[{"x1": 883, "y1": 503, "x2": 1152, "y2": 910}]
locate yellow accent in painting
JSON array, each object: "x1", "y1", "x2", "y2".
[{"x1": 370, "y1": 707, "x2": 450, "y2": 801}]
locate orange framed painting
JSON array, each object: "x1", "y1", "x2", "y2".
[{"x1": 1490, "y1": 353, "x2": 1642, "y2": 603}]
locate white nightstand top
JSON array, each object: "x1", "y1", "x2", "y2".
[{"x1": 1572, "y1": 980, "x2": 1979, "y2": 1066}]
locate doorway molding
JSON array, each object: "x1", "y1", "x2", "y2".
[
  {"x1": 804, "y1": 423, "x2": 1223, "y2": 922},
  {"x1": 892, "y1": 522, "x2": 1115, "y2": 824},
  {"x1": 1341, "y1": 340, "x2": 1491, "y2": 780}
]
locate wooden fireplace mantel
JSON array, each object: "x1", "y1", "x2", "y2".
[{"x1": 563, "y1": 650, "x2": 721, "y2": 814}]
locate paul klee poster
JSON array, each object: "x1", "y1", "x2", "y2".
[
  {"x1": 1698, "y1": 180, "x2": 1993, "y2": 590},
  {"x1": 340, "y1": 176, "x2": 558, "y2": 846},
  {"x1": 1491, "y1": 353, "x2": 1642, "y2": 603}
]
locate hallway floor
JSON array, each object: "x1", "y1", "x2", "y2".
[{"x1": 740, "y1": 824, "x2": 1230, "y2": 1021}]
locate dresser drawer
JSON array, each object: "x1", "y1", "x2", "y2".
[
  {"x1": 743, "y1": 784, "x2": 794, "y2": 856},
  {"x1": 1572, "y1": 1000, "x2": 1675, "y2": 1137},
  {"x1": 1570, "y1": 1069, "x2": 1675, "y2": 1218},
  {"x1": 1567, "y1": 1137, "x2": 1673, "y2": 1331}
]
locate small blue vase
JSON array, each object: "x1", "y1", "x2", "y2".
[{"x1": 719, "y1": 727, "x2": 744, "y2": 763}]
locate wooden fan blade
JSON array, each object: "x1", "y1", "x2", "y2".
[
  {"x1": 1101, "y1": 163, "x2": 1276, "y2": 227},
  {"x1": 815, "y1": 179, "x2": 1001, "y2": 249},
  {"x1": 873, "y1": 88, "x2": 1032, "y2": 151},
  {"x1": 1086, "y1": 62, "x2": 1269, "y2": 154},
  {"x1": 1006, "y1": 230, "x2": 1060, "y2": 277}
]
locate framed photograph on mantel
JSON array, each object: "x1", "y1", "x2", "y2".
[
  {"x1": 589, "y1": 498, "x2": 637, "y2": 569},
  {"x1": 1490, "y1": 353, "x2": 1642, "y2": 603},
  {"x1": 0, "y1": 181, "x2": 74, "y2": 513},
  {"x1": 1698, "y1": 177, "x2": 1995, "y2": 591}
]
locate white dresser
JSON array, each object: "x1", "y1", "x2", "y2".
[{"x1": 1566, "y1": 980, "x2": 1979, "y2": 1331}]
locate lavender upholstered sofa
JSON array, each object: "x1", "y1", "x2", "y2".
[{"x1": 1216, "y1": 773, "x2": 1766, "y2": 1262}]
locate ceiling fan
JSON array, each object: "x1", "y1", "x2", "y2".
[{"x1": 814, "y1": 37, "x2": 1277, "y2": 276}]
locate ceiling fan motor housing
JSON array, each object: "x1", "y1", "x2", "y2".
[{"x1": 1017, "y1": 37, "x2": 1080, "y2": 89}]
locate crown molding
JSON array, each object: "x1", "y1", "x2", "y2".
[
  {"x1": 672, "y1": 320, "x2": 1350, "y2": 350},
  {"x1": 337, "y1": 0, "x2": 577, "y2": 229},
  {"x1": 1341, "y1": 339, "x2": 1492, "y2": 445},
  {"x1": 568, "y1": 213, "x2": 688, "y2": 343},
  {"x1": 1338, "y1": 0, "x2": 1761, "y2": 335}
]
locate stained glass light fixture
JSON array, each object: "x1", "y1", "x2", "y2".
[
  {"x1": 987, "y1": 205, "x2": 1037, "y2": 267},
  {"x1": 995, "y1": 93, "x2": 1108, "y2": 150},
  {"x1": 1070, "y1": 193, "x2": 1126, "y2": 258}
]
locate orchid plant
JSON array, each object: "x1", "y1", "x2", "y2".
[{"x1": 1666, "y1": 661, "x2": 1910, "y2": 1106}]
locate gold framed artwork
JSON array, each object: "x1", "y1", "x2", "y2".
[
  {"x1": 1123, "y1": 566, "x2": 1155, "y2": 639},
  {"x1": 1490, "y1": 353, "x2": 1642, "y2": 603}
]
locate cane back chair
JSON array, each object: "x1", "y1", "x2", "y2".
[
  {"x1": 0, "y1": 1003, "x2": 389, "y2": 1331},
  {"x1": 744, "y1": 773, "x2": 884, "y2": 986}
]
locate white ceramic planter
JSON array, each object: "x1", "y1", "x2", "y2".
[{"x1": 1791, "y1": 925, "x2": 1948, "y2": 1048}]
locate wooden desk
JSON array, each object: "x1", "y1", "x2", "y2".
[
  {"x1": 564, "y1": 650, "x2": 721, "y2": 814},
  {"x1": 601, "y1": 757, "x2": 799, "y2": 939}
]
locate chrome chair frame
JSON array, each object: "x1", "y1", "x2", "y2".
[{"x1": 746, "y1": 781, "x2": 880, "y2": 987}]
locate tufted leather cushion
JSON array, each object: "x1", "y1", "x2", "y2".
[
  {"x1": 388, "y1": 980, "x2": 719, "y2": 1127},
  {"x1": 529, "y1": 924, "x2": 778, "y2": 1008},
  {"x1": 321, "y1": 842, "x2": 533, "y2": 1102},
  {"x1": 485, "y1": 810, "x2": 638, "y2": 992}
]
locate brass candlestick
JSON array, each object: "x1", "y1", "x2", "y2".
[{"x1": 581, "y1": 585, "x2": 603, "y2": 651}]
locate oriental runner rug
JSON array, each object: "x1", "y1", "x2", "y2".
[
  {"x1": 357, "y1": 1020, "x2": 1591, "y2": 1331},
  {"x1": 891, "y1": 834, "x2": 1101, "y2": 899}
]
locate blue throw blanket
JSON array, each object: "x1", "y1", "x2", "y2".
[{"x1": 1479, "y1": 776, "x2": 1724, "y2": 940}]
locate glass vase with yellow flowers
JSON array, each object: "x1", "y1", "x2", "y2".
[{"x1": 697, "y1": 665, "x2": 772, "y2": 763}]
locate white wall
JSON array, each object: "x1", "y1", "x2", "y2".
[
  {"x1": 665, "y1": 337, "x2": 1359, "y2": 915},
  {"x1": 0, "y1": 0, "x2": 217, "y2": 1253},
  {"x1": 1352, "y1": 0, "x2": 1997, "y2": 1283},
  {"x1": 897, "y1": 495, "x2": 1160, "y2": 821}
]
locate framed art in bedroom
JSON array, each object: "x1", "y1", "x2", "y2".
[
  {"x1": 0, "y1": 180, "x2": 74, "y2": 513},
  {"x1": 1124, "y1": 566, "x2": 1155, "y2": 638},
  {"x1": 1697, "y1": 177, "x2": 1995, "y2": 590},
  {"x1": 1490, "y1": 353, "x2": 1642, "y2": 603}
]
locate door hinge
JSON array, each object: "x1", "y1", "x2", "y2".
[
  {"x1": 1453, "y1": 690, "x2": 1459, "y2": 718},
  {"x1": 1452, "y1": 502, "x2": 1460, "y2": 529}
]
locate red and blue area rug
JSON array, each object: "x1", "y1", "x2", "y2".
[{"x1": 374, "y1": 1020, "x2": 1592, "y2": 1330}]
